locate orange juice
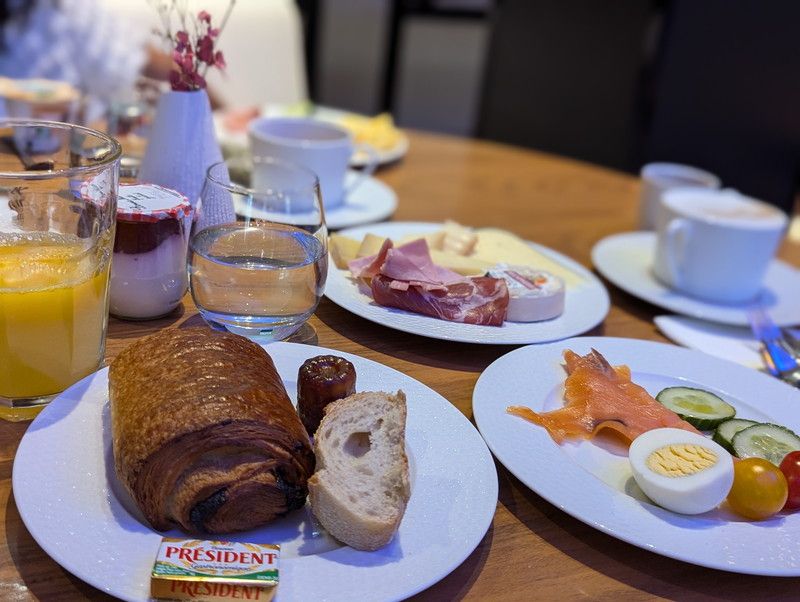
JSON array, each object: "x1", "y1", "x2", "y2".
[{"x1": 0, "y1": 233, "x2": 111, "y2": 412}]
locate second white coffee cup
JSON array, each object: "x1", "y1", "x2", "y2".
[
  {"x1": 639, "y1": 162, "x2": 721, "y2": 230},
  {"x1": 248, "y1": 117, "x2": 376, "y2": 212},
  {"x1": 653, "y1": 188, "x2": 788, "y2": 304}
]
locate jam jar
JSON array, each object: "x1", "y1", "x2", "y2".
[{"x1": 107, "y1": 183, "x2": 192, "y2": 319}]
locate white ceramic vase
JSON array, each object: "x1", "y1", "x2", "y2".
[{"x1": 138, "y1": 89, "x2": 234, "y2": 231}]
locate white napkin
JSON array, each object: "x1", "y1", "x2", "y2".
[{"x1": 654, "y1": 315, "x2": 764, "y2": 369}]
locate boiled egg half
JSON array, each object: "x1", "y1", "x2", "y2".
[{"x1": 629, "y1": 428, "x2": 734, "y2": 514}]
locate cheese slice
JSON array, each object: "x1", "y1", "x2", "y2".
[
  {"x1": 398, "y1": 232, "x2": 442, "y2": 249},
  {"x1": 356, "y1": 233, "x2": 388, "y2": 258},
  {"x1": 473, "y1": 228, "x2": 584, "y2": 287},
  {"x1": 429, "y1": 249, "x2": 492, "y2": 276},
  {"x1": 330, "y1": 234, "x2": 360, "y2": 269}
]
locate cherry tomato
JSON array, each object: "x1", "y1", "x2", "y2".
[
  {"x1": 779, "y1": 451, "x2": 800, "y2": 510},
  {"x1": 727, "y1": 457, "x2": 788, "y2": 520}
]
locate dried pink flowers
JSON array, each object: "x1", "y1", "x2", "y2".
[{"x1": 151, "y1": 1, "x2": 235, "y2": 91}]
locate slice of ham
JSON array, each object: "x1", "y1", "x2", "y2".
[
  {"x1": 380, "y1": 238, "x2": 464, "y2": 286},
  {"x1": 371, "y1": 274, "x2": 509, "y2": 326},
  {"x1": 348, "y1": 238, "x2": 464, "y2": 287},
  {"x1": 348, "y1": 239, "x2": 393, "y2": 279}
]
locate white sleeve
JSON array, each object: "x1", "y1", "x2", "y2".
[{"x1": 58, "y1": 0, "x2": 148, "y2": 101}]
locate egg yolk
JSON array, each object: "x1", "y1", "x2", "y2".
[{"x1": 646, "y1": 444, "x2": 717, "y2": 477}]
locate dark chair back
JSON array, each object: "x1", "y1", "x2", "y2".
[
  {"x1": 477, "y1": 0, "x2": 657, "y2": 172},
  {"x1": 645, "y1": 0, "x2": 800, "y2": 212}
]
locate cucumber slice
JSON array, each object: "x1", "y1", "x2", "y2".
[
  {"x1": 732, "y1": 423, "x2": 800, "y2": 465},
  {"x1": 713, "y1": 418, "x2": 758, "y2": 455},
  {"x1": 655, "y1": 386, "x2": 736, "y2": 430}
]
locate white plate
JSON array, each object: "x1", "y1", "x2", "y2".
[
  {"x1": 592, "y1": 231, "x2": 800, "y2": 326},
  {"x1": 325, "y1": 222, "x2": 610, "y2": 345},
  {"x1": 473, "y1": 336, "x2": 800, "y2": 576},
  {"x1": 215, "y1": 106, "x2": 410, "y2": 168},
  {"x1": 13, "y1": 342, "x2": 497, "y2": 602},
  {"x1": 352, "y1": 135, "x2": 408, "y2": 167},
  {"x1": 234, "y1": 171, "x2": 397, "y2": 231}
]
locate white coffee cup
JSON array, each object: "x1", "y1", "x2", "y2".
[
  {"x1": 653, "y1": 188, "x2": 788, "y2": 304},
  {"x1": 639, "y1": 163, "x2": 721, "y2": 230},
  {"x1": 248, "y1": 117, "x2": 376, "y2": 211}
]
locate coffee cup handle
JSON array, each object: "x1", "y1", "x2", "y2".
[
  {"x1": 345, "y1": 143, "x2": 379, "y2": 195},
  {"x1": 663, "y1": 218, "x2": 691, "y2": 290}
]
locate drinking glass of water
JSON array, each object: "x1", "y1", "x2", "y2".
[{"x1": 189, "y1": 157, "x2": 328, "y2": 341}]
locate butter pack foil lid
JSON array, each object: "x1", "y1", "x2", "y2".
[{"x1": 152, "y1": 538, "x2": 279, "y2": 601}]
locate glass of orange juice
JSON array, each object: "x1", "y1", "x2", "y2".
[{"x1": 0, "y1": 120, "x2": 120, "y2": 421}]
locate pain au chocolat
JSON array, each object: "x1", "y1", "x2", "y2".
[{"x1": 109, "y1": 328, "x2": 315, "y2": 534}]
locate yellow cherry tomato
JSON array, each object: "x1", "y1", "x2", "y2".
[{"x1": 727, "y1": 458, "x2": 788, "y2": 520}]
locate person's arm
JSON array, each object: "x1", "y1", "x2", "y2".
[
  {"x1": 142, "y1": 45, "x2": 227, "y2": 110},
  {"x1": 141, "y1": 45, "x2": 174, "y2": 81}
]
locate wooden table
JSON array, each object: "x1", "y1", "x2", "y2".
[{"x1": 2, "y1": 130, "x2": 799, "y2": 601}]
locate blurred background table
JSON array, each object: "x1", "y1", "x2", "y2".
[{"x1": 1, "y1": 130, "x2": 799, "y2": 601}]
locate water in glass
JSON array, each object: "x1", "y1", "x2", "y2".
[{"x1": 190, "y1": 223, "x2": 327, "y2": 338}]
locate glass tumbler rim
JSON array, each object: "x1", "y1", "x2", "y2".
[
  {"x1": 0, "y1": 118, "x2": 122, "y2": 180},
  {"x1": 206, "y1": 155, "x2": 321, "y2": 196}
]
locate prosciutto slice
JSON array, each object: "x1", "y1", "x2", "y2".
[
  {"x1": 371, "y1": 274, "x2": 509, "y2": 326},
  {"x1": 348, "y1": 236, "x2": 510, "y2": 325}
]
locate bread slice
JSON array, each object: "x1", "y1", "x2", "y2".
[{"x1": 308, "y1": 390, "x2": 410, "y2": 551}]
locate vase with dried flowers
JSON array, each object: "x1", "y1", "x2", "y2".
[{"x1": 138, "y1": 1, "x2": 236, "y2": 231}]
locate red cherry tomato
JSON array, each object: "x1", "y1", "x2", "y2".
[{"x1": 779, "y1": 451, "x2": 800, "y2": 510}]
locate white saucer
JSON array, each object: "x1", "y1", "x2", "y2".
[
  {"x1": 592, "y1": 231, "x2": 800, "y2": 326},
  {"x1": 234, "y1": 170, "x2": 397, "y2": 230}
]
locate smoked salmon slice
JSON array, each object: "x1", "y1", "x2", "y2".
[{"x1": 508, "y1": 349, "x2": 701, "y2": 444}]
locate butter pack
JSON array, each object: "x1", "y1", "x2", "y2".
[{"x1": 151, "y1": 538, "x2": 279, "y2": 601}]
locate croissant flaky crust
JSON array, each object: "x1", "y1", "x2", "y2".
[{"x1": 109, "y1": 327, "x2": 315, "y2": 534}]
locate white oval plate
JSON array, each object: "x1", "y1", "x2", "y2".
[
  {"x1": 592, "y1": 231, "x2": 800, "y2": 326},
  {"x1": 234, "y1": 170, "x2": 397, "y2": 231},
  {"x1": 13, "y1": 342, "x2": 497, "y2": 601},
  {"x1": 325, "y1": 222, "x2": 610, "y2": 345},
  {"x1": 473, "y1": 336, "x2": 800, "y2": 576}
]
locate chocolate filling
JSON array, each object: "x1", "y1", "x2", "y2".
[
  {"x1": 276, "y1": 469, "x2": 309, "y2": 513},
  {"x1": 190, "y1": 488, "x2": 229, "y2": 533}
]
